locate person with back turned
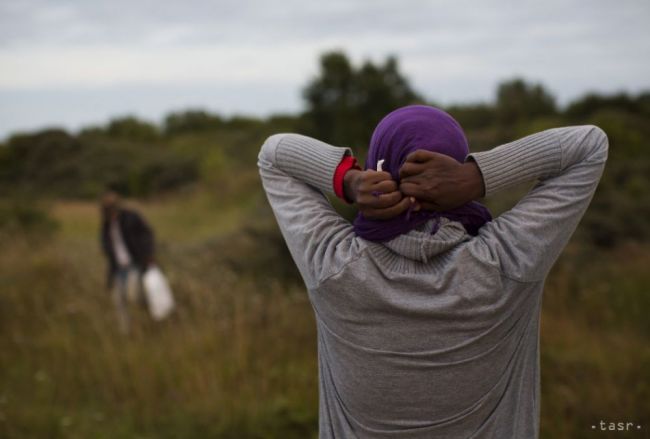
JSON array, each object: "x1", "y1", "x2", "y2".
[
  {"x1": 257, "y1": 105, "x2": 608, "y2": 438},
  {"x1": 100, "y1": 190, "x2": 155, "y2": 334}
]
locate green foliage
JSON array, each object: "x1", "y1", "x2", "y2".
[
  {"x1": 106, "y1": 116, "x2": 160, "y2": 141},
  {"x1": 0, "y1": 122, "x2": 198, "y2": 199},
  {"x1": 565, "y1": 92, "x2": 650, "y2": 121},
  {"x1": 447, "y1": 103, "x2": 496, "y2": 130},
  {"x1": 200, "y1": 147, "x2": 229, "y2": 183},
  {"x1": 0, "y1": 198, "x2": 58, "y2": 238},
  {"x1": 0, "y1": 53, "x2": 647, "y2": 250},
  {"x1": 576, "y1": 109, "x2": 650, "y2": 247},
  {"x1": 0, "y1": 129, "x2": 83, "y2": 197},
  {"x1": 164, "y1": 110, "x2": 224, "y2": 136},
  {"x1": 302, "y1": 51, "x2": 423, "y2": 150},
  {"x1": 496, "y1": 78, "x2": 557, "y2": 126}
]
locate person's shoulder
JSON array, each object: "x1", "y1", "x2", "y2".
[{"x1": 120, "y1": 208, "x2": 144, "y2": 222}]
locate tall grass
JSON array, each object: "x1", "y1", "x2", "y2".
[
  {"x1": 1, "y1": 189, "x2": 648, "y2": 438},
  {"x1": 1, "y1": 191, "x2": 318, "y2": 439}
]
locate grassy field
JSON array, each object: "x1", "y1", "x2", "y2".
[{"x1": 1, "y1": 183, "x2": 649, "y2": 438}]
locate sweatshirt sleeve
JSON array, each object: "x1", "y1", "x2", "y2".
[
  {"x1": 257, "y1": 133, "x2": 362, "y2": 289},
  {"x1": 467, "y1": 125, "x2": 608, "y2": 282}
]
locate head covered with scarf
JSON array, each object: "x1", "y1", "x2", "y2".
[{"x1": 352, "y1": 105, "x2": 492, "y2": 242}]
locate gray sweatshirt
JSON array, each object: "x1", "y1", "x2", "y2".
[{"x1": 257, "y1": 125, "x2": 608, "y2": 438}]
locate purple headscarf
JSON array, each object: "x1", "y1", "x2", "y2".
[{"x1": 352, "y1": 105, "x2": 492, "y2": 242}]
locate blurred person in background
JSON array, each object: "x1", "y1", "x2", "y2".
[
  {"x1": 100, "y1": 189, "x2": 155, "y2": 334},
  {"x1": 258, "y1": 105, "x2": 607, "y2": 438}
]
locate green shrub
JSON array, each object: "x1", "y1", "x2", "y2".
[{"x1": 0, "y1": 199, "x2": 58, "y2": 238}]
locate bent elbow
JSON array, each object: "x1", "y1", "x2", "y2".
[
  {"x1": 258, "y1": 133, "x2": 289, "y2": 169},
  {"x1": 587, "y1": 125, "x2": 609, "y2": 164}
]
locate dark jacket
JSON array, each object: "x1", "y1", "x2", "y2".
[{"x1": 101, "y1": 208, "x2": 154, "y2": 287}]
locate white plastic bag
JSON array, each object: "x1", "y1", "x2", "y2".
[{"x1": 142, "y1": 266, "x2": 175, "y2": 320}]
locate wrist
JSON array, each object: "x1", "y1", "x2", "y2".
[
  {"x1": 333, "y1": 155, "x2": 361, "y2": 203},
  {"x1": 343, "y1": 169, "x2": 362, "y2": 203},
  {"x1": 460, "y1": 161, "x2": 485, "y2": 200}
]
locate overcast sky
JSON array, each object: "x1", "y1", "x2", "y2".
[{"x1": 1, "y1": 0, "x2": 649, "y2": 139}]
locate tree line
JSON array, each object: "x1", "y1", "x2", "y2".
[{"x1": 0, "y1": 51, "x2": 648, "y2": 247}]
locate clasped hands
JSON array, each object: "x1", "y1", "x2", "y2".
[{"x1": 343, "y1": 150, "x2": 484, "y2": 220}]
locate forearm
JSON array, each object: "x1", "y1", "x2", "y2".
[
  {"x1": 257, "y1": 134, "x2": 357, "y2": 288},
  {"x1": 467, "y1": 126, "x2": 607, "y2": 197},
  {"x1": 467, "y1": 125, "x2": 608, "y2": 282},
  {"x1": 258, "y1": 133, "x2": 351, "y2": 195}
]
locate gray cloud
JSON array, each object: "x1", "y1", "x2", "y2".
[
  {"x1": 3, "y1": 0, "x2": 647, "y2": 47},
  {"x1": 0, "y1": 0, "x2": 649, "y2": 138}
]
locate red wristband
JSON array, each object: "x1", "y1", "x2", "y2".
[{"x1": 333, "y1": 155, "x2": 360, "y2": 203}]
